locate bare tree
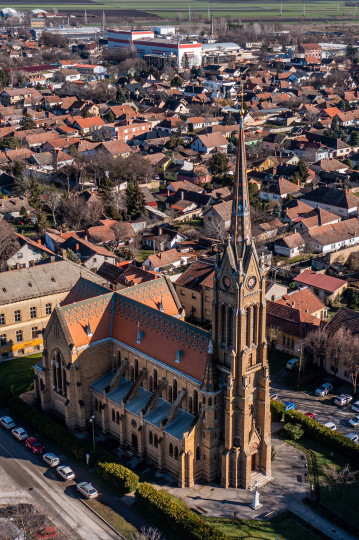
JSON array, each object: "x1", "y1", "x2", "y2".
[
  {"x1": 44, "y1": 190, "x2": 63, "y2": 227},
  {"x1": 304, "y1": 327, "x2": 328, "y2": 369},
  {"x1": 266, "y1": 325, "x2": 281, "y2": 354},
  {"x1": 137, "y1": 526, "x2": 162, "y2": 540},
  {"x1": 1, "y1": 504, "x2": 46, "y2": 540},
  {"x1": 203, "y1": 219, "x2": 227, "y2": 243},
  {"x1": 0, "y1": 219, "x2": 20, "y2": 271},
  {"x1": 323, "y1": 464, "x2": 358, "y2": 501}
]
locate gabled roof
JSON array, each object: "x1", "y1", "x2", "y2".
[
  {"x1": 326, "y1": 306, "x2": 359, "y2": 335},
  {"x1": 294, "y1": 270, "x2": 347, "y2": 293},
  {"x1": 175, "y1": 260, "x2": 215, "y2": 290},
  {"x1": 301, "y1": 186, "x2": 358, "y2": 209},
  {"x1": 275, "y1": 286, "x2": 325, "y2": 314}
]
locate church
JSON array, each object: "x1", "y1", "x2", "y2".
[{"x1": 34, "y1": 114, "x2": 271, "y2": 489}]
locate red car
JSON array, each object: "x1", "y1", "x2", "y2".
[
  {"x1": 35, "y1": 526, "x2": 58, "y2": 539},
  {"x1": 304, "y1": 412, "x2": 315, "y2": 420},
  {"x1": 25, "y1": 437, "x2": 44, "y2": 454}
]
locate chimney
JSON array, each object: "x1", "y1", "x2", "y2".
[
  {"x1": 62, "y1": 249, "x2": 67, "y2": 259},
  {"x1": 75, "y1": 243, "x2": 80, "y2": 251},
  {"x1": 292, "y1": 301, "x2": 295, "y2": 308},
  {"x1": 60, "y1": 229, "x2": 63, "y2": 237},
  {"x1": 167, "y1": 189, "x2": 170, "y2": 196},
  {"x1": 85, "y1": 235, "x2": 88, "y2": 241},
  {"x1": 181, "y1": 190, "x2": 184, "y2": 199},
  {"x1": 50, "y1": 255, "x2": 55, "y2": 263}
]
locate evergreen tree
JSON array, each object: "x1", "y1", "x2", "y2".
[
  {"x1": 210, "y1": 152, "x2": 230, "y2": 176},
  {"x1": 107, "y1": 110, "x2": 115, "y2": 123},
  {"x1": 297, "y1": 159, "x2": 309, "y2": 181},
  {"x1": 350, "y1": 131, "x2": 359, "y2": 146},
  {"x1": 273, "y1": 203, "x2": 282, "y2": 218},
  {"x1": 20, "y1": 113, "x2": 35, "y2": 130},
  {"x1": 0, "y1": 136, "x2": 20, "y2": 151},
  {"x1": 171, "y1": 75, "x2": 182, "y2": 88},
  {"x1": 125, "y1": 181, "x2": 146, "y2": 219},
  {"x1": 29, "y1": 179, "x2": 41, "y2": 209},
  {"x1": 0, "y1": 69, "x2": 8, "y2": 89},
  {"x1": 331, "y1": 116, "x2": 340, "y2": 132},
  {"x1": 116, "y1": 87, "x2": 126, "y2": 103}
]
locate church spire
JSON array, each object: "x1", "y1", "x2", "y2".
[{"x1": 230, "y1": 99, "x2": 251, "y2": 260}]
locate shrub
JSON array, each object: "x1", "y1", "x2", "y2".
[
  {"x1": 283, "y1": 422, "x2": 304, "y2": 441},
  {"x1": 96, "y1": 461, "x2": 138, "y2": 495},
  {"x1": 284, "y1": 409, "x2": 359, "y2": 465},
  {"x1": 270, "y1": 399, "x2": 286, "y2": 421},
  {"x1": 135, "y1": 483, "x2": 228, "y2": 540}
]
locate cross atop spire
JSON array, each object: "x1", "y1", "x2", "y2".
[{"x1": 229, "y1": 104, "x2": 252, "y2": 260}]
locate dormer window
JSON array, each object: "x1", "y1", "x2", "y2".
[
  {"x1": 175, "y1": 347, "x2": 183, "y2": 363},
  {"x1": 85, "y1": 323, "x2": 93, "y2": 337},
  {"x1": 136, "y1": 322, "x2": 144, "y2": 344}
]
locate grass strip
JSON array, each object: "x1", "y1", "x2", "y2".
[{"x1": 86, "y1": 499, "x2": 138, "y2": 540}]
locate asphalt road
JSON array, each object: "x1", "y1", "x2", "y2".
[
  {"x1": 0, "y1": 428, "x2": 119, "y2": 540},
  {"x1": 271, "y1": 370, "x2": 359, "y2": 436}
]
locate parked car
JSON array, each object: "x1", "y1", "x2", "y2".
[
  {"x1": 334, "y1": 394, "x2": 352, "y2": 407},
  {"x1": 352, "y1": 400, "x2": 359, "y2": 413},
  {"x1": 348, "y1": 415, "x2": 359, "y2": 428},
  {"x1": 11, "y1": 427, "x2": 28, "y2": 441},
  {"x1": 286, "y1": 358, "x2": 299, "y2": 370},
  {"x1": 324, "y1": 422, "x2": 336, "y2": 431},
  {"x1": 304, "y1": 412, "x2": 315, "y2": 419},
  {"x1": 0, "y1": 416, "x2": 15, "y2": 429},
  {"x1": 346, "y1": 433, "x2": 359, "y2": 444},
  {"x1": 76, "y1": 482, "x2": 98, "y2": 499},
  {"x1": 35, "y1": 526, "x2": 58, "y2": 539},
  {"x1": 25, "y1": 437, "x2": 44, "y2": 454},
  {"x1": 283, "y1": 401, "x2": 295, "y2": 411},
  {"x1": 315, "y1": 383, "x2": 334, "y2": 397},
  {"x1": 43, "y1": 453, "x2": 60, "y2": 467},
  {"x1": 270, "y1": 393, "x2": 279, "y2": 401},
  {"x1": 56, "y1": 465, "x2": 75, "y2": 481}
]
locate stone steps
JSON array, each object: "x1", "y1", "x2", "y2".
[{"x1": 248, "y1": 471, "x2": 272, "y2": 491}]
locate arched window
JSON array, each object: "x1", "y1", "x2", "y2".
[
  {"x1": 149, "y1": 375, "x2": 153, "y2": 392},
  {"x1": 153, "y1": 369, "x2": 158, "y2": 389},
  {"x1": 196, "y1": 446, "x2": 201, "y2": 461},
  {"x1": 135, "y1": 359, "x2": 139, "y2": 379},
  {"x1": 118, "y1": 350, "x2": 121, "y2": 366},
  {"x1": 208, "y1": 397, "x2": 212, "y2": 406},
  {"x1": 112, "y1": 409, "x2": 115, "y2": 422},
  {"x1": 116, "y1": 411, "x2": 120, "y2": 424},
  {"x1": 95, "y1": 398, "x2": 98, "y2": 411},
  {"x1": 227, "y1": 306, "x2": 233, "y2": 346},
  {"x1": 188, "y1": 396, "x2": 193, "y2": 414},
  {"x1": 154, "y1": 434, "x2": 158, "y2": 448},
  {"x1": 193, "y1": 389, "x2": 198, "y2": 414},
  {"x1": 246, "y1": 307, "x2": 251, "y2": 347},
  {"x1": 173, "y1": 379, "x2": 177, "y2": 401},
  {"x1": 203, "y1": 396, "x2": 206, "y2": 405},
  {"x1": 149, "y1": 431, "x2": 153, "y2": 445},
  {"x1": 253, "y1": 304, "x2": 259, "y2": 345},
  {"x1": 174, "y1": 447, "x2": 179, "y2": 460},
  {"x1": 130, "y1": 365, "x2": 135, "y2": 382},
  {"x1": 221, "y1": 304, "x2": 226, "y2": 344},
  {"x1": 169, "y1": 443, "x2": 173, "y2": 457},
  {"x1": 168, "y1": 385, "x2": 173, "y2": 403}
]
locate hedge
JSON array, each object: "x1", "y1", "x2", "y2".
[
  {"x1": 270, "y1": 399, "x2": 286, "y2": 421},
  {"x1": 135, "y1": 482, "x2": 228, "y2": 540},
  {"x1": 8, "y1": 397, "x2": 137, "y2": 495},
  {"x1": 284, "y1": 409, "x2": 359, "y2": 465},
  {"x1": 96, "y1": 461, "x2": 138, "y2": 495}
]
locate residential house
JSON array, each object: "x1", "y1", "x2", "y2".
[
  {"x1": 274, "y1": 233, "x2": 305, "y2": 259},
  {"x1": 203, "y1": 200, "x2": 232, "y2": 237},
  {"x1": 142, "y1": 226, "x2": 187, "y2": 252},
  {"x1": 142, "y1": 248, "x2": 195, "y2": 272},
  {"x1": 301, "y1": 187, "x2": 359, "y2": 219},
  {"x1": 174, "y1": 260, "x2": 215, "y2": 323},
  {"x1": 6, "y1": 234, "x2": 56, "y2": 270},
  {"x1": 293, "y1": 270, "x2": 347, "y2": 303},
  {"x1": 259, "y1": 178, "x2": 300, "y2": 203},
  {"x1": 291, "y1": 207, "x2": 341, "y2": 233},
  {"x1": 302, "y1": 218, "x2": 359, "y2": 254},
  {"x1": 72, "y1": 116, "x2": 105, "y2": 134},
  {"x1": 60, "y1": 235, "x2": 118, "y2": 271},
  {"x1": 275, "y1": 287, "x2": 327, "y2": 320},
  {"x1": 191, "y1": 133, "x2": 228, "y2": 154}
]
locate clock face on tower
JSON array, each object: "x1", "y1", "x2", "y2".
[
  {"x1": 222, "y1": 274, "x2": 232, "y2": 290},
  {"x1": 246, "y1": 275, "x2": 257, "y2": 290}
]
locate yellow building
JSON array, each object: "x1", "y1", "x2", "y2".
[{"x1": 0, "y1": 260, "x2": 107, "y2": 359}]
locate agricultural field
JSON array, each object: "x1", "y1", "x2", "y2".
[{"x1": 5, "y1": 0, "x2": 359, "y2": 23}]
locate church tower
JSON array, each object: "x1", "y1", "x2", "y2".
[{"x1": 213, "y1": 111, "x2": 271, "y2": 489}]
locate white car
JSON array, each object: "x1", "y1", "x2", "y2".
[
  {"x1": 352, "y1": 400, "x2": 359, "y2": 413},
  {"x1": 315, "y1": 383, "x2": 334, "y2": 397},
  {"x1": 286, "y1": 358, "x2": 299, "y2": 370},
  {"x1": 346, "y1": 433, "x2": 359, "y2": 444},
  {"x1": 77, "y1": 482, "x2": 98, "y2": 499},
  {"x1": 56, "y1": 465, "x2": 75, "y2": 481},
  {"x1": 43, "y1": 453, "x2": 60, "y2": 467},
  {"x1": 349, "y1": 415, "x2": 359, "y2": 428},
  {"x1": 0, "y1": 416, "x2": 15, "y2": 429},
  {"x1": 334, "y1": 394, "x2": 352, "y2": 407},
  {"x1": 11, "y1": 427, "x2": 28, "y2": 441},
  {"x1": 324, "y1": 422, "x2": 336, "y2": 431}
]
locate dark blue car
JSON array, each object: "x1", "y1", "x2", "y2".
[{"x1": 283, "y1": 401, "x2": 295, "y2": 411}]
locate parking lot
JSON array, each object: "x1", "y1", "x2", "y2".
[{"x1": 270, "y1": 367, "x2": 358, "y2": 437}]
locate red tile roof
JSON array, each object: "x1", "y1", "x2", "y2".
[{"x1": 294, "y1": 270, "x2": 347, "y2": 293}]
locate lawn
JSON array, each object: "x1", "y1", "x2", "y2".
[
  {"x1": 85, "y1": 500, "x2": 138, "y2": 540},
  {"x1": 205, "y1": 511, "x2": 322, "y2": 540},
  {"x1": 0, "y1": 353, "x2": 40, "y2": 403},
  {"x1": 136, "y1": 248, "x2": 154, "y2": 263},
  {"x1": 298, "y1": 437, "x2": 359, "y2": 534}
]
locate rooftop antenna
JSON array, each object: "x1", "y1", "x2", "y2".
[
  {"x1": 102, "y1": 10, "x2": 106, "y2": 31},
  {"x1": 280, "y1": 0, "x2": 283, "y2": 16},
  {"x1": 84, "y1": 9, "x2": 88, "y2": 25}
]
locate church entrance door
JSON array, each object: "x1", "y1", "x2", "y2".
[
  {"x1": 251, "y1": 453, "x2": 256, "y2": 471},
  {"x1": 132, "y1": 433, "x2": 138, "y2": 452}
]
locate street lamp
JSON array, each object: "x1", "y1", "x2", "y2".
[{"x1": 89, "y1": 415, "x2": 95, "y2": 454}]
